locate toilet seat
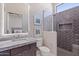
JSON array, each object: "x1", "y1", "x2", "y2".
[{"x1": 38, "y1": 46, "x2": 50, "y2": 56}]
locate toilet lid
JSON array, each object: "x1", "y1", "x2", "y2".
[{"x1": 38, "y1": 46, "x2": 50, "y2": 52}]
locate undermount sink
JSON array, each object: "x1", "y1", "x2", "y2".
[
  {"x1": 0, "y1": 40, "x2": 12, "y2": 48},
  {"x1": 12, "y1": 38, "x2": 29, "y2": 41}
]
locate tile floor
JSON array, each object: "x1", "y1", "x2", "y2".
[
  {"x1": 37, "y1": 47, "x2": 75, "y2": 56},
  {"x1": 36, "y1": 50, "x2": 55, "y2": 56},
  {"x1": 57, "y1": 47, "x2": 74, "y2": 56}
]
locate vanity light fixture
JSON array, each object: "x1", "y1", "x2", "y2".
[{"x1": 2, "y1": 3, "x2": 4, "y2": 34}]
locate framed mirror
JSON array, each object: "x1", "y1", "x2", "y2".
[{"x1": 4, "y1": 3, "x2": 28, "y2": 34}]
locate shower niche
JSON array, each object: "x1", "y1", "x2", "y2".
[{"x1": 59, "y1": 23, "x2": 72, "y2": 30}]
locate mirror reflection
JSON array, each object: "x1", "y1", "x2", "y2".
[{"x1": 4, "y1": 3, "x2": 28, "y2": 34}]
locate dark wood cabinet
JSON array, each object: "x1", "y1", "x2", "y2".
[{"x1": 0, "y1": 43, "x2": 36, "y2": 56}]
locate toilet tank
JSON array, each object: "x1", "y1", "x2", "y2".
[{"x1": 36, "y1": 38, "x2": 43, "y2": 47}]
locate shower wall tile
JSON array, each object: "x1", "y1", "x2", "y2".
[{"x1": 54, "y1": 6, "x2": 79, "y2": 51}]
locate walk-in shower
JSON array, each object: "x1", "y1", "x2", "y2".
[{"x1": 54, "y1": 5, "x2": 79, "y2": 56}]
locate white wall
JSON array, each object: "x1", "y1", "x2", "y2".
[
  {"x1": 30, "y1": 3, "x2": 53, "y2": 16},
  {"x1": 0, "y1": 3, "x2": 57, "y2": 34},
  {"x1": 4, "y1": 3, "x2": 28, "y2": 14},
  {"x1": 43, "y1": 31, "x2": 57, "y2": 56},
  {"x1": 29, "y1": 3, "x2": 53, "y2": 37},
  {"x1": 3, "y1": 3, "x2": 57, "y2": 35},
  {"x1": 44, "y1": 15, "x2": 52, "y2": 31}
]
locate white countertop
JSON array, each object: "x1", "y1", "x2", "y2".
[{"x1": 0, "y1": 38, "x2": 37, "y2": 52}]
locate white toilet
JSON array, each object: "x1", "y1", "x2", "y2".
[{"x1": 36, "y1": 38, "x2": 50, "y2": 56}]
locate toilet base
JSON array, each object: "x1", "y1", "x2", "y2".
[{"x1": 37, "y1": 46, "x2": 52, "y2": 56}]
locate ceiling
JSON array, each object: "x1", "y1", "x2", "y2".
[
  {"x1": 4, "y1": 3, "x2": 53, "y2": 15},
  {"x1": 4, "y1": 3, "x2": 28, "y2": 14}
]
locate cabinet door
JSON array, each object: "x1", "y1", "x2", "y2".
[
  {"x1": 11, "y1": 45, "x2": 30, "y2": 56},
  {"x1": 11, "y1": 43, "x2": 36, "y2": 56},
  {"x1": 29, "y1": 43, "x2": 37, "y2": 56}
]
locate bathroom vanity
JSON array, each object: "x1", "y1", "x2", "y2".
[
  {"x1": 0, "y1": 38, "x2": 37, "y2": 56},
  {"x1": 0, "y1": 4, "x2": 38, "y2": 56}
]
